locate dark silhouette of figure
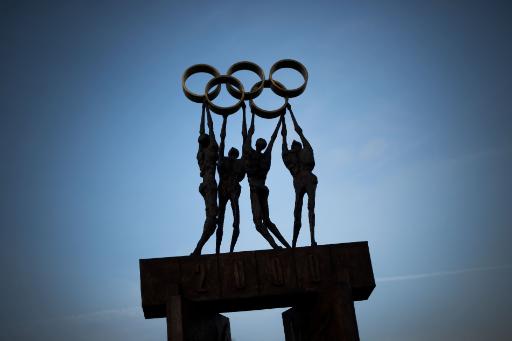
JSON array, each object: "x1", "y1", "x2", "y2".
[
  {"x1": 192, "y1": 104, "x2": 219, "y2": 255},
  {"x1": 281, "y1": 104, "x2": 317, "y2": 247},
  {"x1": 243, "y1": 112, "x2": 291, "y2": 249},
  {"x1": 215, "y1": 106, "x2": 247, "y2": 253}
]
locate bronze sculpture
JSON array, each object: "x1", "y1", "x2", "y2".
[
  {"x1": 281, "y1": 104, "x2": 317, "y2": 247},
  {"x1": 182, "y1": 60, "x2": 311, "y2": 254},
  {"x1": 191, "y1": 104, "x2": 219, "y2": 256},
  {"x1": 243, "y1": 112, "x2": 291, "y2": 249},
  {"x1": 139, "y1": 60, "x2": 377, "y2": 341},
  {"x1": 215, "y1": 107, "x2": 247, "y2": 253}
]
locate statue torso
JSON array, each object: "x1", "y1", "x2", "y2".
[
  {"x1": 284, "y1": 147, "x2": 315, "y2": 177},
  {"x1": 197, "y1": 141, "x2": 218, "y2": 180},
  {"x1": 245, "y1": 148, "x2": 270, "y2": 187},
  {"x1": 219, "y1": 157, "x2": 245, "y2": 185}
]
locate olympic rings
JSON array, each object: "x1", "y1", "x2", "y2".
[
  {"x1": 249, "y1": 79, "x2": 288, "y2": 119},
  {"x1": 269, "y1": 59, "x2": 308, "y2": 98},
  {"x1": 182, "y1": 59, "x2": 308, "y2": 118},
  {"x1": 226, "y1": 61, "x2": 265, "y2": 101},
  {"x1": 182, "y1": 64, "x2": 221, "y2": 103},
  {"x1": 205, "y1": 75, "x2": 245, "y2": 116}
]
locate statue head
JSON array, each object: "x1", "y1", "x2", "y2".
[
  {"x1": 228, "y1": 147, "x2": 240, "y2": 159},
  {"x1": 291, "y1": 140, "x2": 302, "y2": 152},
  {"x1": 198, "y1": 133, "x2": 210, "y2": 147},
  {"x1": 256, "y1": 138, "x2": 267, "y2": 152}
]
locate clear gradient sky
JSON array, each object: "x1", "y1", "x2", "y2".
[{"x1": 1, "y1": 1, "x2": 511, "y2": 340}]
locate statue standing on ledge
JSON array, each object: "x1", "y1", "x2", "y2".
[
  {"x1": 281, "y1": 104, "x2": 317, "y2": 247},
  {"x1": 192, "y1": 104, "x2": 219, "y2": 256},
  {"x1": 182, "y1": 60, "x2": 313, "y2": 253},
  {"x1": 244, "y1": 112, "x2": 291, "y2": 249},
  {"x1": 215, "y1": 106, "x2": 247, "y2": 254}
]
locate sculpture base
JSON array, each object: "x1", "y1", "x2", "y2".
[{"x1": 139, "y1": 242, "x2": 375, "y2": 341}]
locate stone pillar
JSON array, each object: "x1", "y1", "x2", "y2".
[
  {"x1": 183, "y1": 310, "x2": 231, "y2": 341},
  {"x1": 165, "y1": 296, "x2": 232, "y2": 341},
  {"x1": 166, "y1": 296, "x2": 184, "y2": 341},
  {"x1": 282, "y1": 283, "x2": 359, "y2": 341}
]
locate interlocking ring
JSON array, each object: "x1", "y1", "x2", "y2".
[
  {"x1": 182, "y1": 60, "x2": 308, "y2": 117},
  {"x1": 205, "y1": 75, "x2": 245, "y2": 116},
  {"x1": 226, "y1": 61, "x2": 265, "y2": 101},
  {"x1": 249, "y1": 79, "x2": 288, "y2": 119},
  {"x1": 269, "y1": 59, "x2": 308, "y2": 98},
  {"x1": 182, "y1": 64, "x2": 221, "y2": 103}
]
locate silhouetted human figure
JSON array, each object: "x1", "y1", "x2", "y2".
[
  {"x1": 281, "y1": 104, "x2": 317, "y2": 247},
  {"x1": 243, "y1": 112, "x2": 291, "y2": 249},
  {"x1": 215, "y1": 106, "x2": 247, "y2": 253},
  {"x1": 192, "y1": 104, "x2": 219, "y2": 255}
]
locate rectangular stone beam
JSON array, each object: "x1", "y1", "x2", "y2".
[{"x1": 139, "y1": 242, "x2": 375, "y2": 319}]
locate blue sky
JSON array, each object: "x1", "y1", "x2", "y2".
[{"x1": 1, "y1": 0, "x2": 511, "y2": 340}]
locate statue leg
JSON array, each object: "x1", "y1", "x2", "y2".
[
  {"x1": 229, "y1": 190, "x2": 240, "y2": 253},
  {"x1": 251, "y1": 187, "x2": 280, "y2": 249},
  {"x1": 306, "y1": 177, "x2": 317, "y2": 247},
  {"x1": 192, "y1": 183, "x2": 218, "y2": 256},
  {"x1": 262, "y1": 186, "x2": 291, "y2": 248},
  {"x1": 292, "y1": 189, "x2": 304, "y2": 248},
  {"x1": 216, "y1": 192, "x2": 229, "y2": 254}
]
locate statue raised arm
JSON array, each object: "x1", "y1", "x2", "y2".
[
  {"x1": 199, "y1": 103, "x2": 206, "y2": 135},
  {"x1": 281, "y1": 115, "x2": 288, "y2": 154},
  {"x1": 219, "y1": 115, "x2": 228, "y2": 160},
  {"x1": 243, "y1": 111, "x2": 256, "y2": 155},
  {"x1": 206, "y1": 105, "x2": 216, "y2": 145},
  {"x1": 288, "y1": 103, "x2": 311, "y2": 150},
  {"x1": 265, "y1": 116, "x2": 283, "y2": 155},
  {"x1": 241, "y1": 102, "x2": 248, "y2": 142}
]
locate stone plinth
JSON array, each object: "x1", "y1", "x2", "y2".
[{"x1": 139, "y1": 242, "x2": 375, "y2": 341}]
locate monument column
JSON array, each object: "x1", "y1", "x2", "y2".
[
  {"x1": 166, "y1": 296, "x2": 184, "y2": 341},
  {"x1": 165, "y1": 296, "x2": 232, "y2": 341},
  {"x1": 282, "y1": 281, "x2": 360, "y2": 340}
]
